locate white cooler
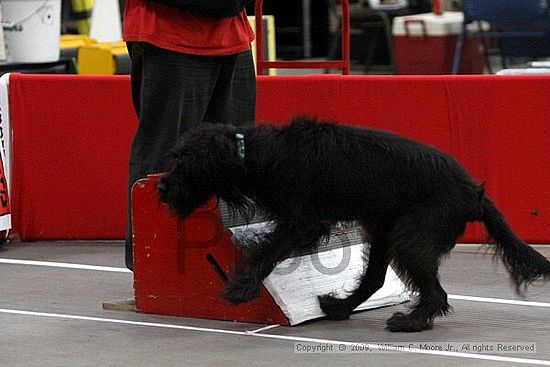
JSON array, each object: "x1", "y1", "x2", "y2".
[{"x1": 392, "y1": 11, "x2": 485, "y2": 74}]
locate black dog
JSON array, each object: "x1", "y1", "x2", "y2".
[{"x1": 157, "y1": 117, "x2": 550, "y2": 332}]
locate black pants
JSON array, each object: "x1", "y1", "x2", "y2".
[{"x1": 126, "y1": 42, "x2": 256, "y2": 270}]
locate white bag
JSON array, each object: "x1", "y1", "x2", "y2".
[{"x1": 367, "y1": 0, "x2": 408, "y2": 10}]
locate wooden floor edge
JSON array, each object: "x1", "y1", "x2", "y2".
[{"x1": 102, "y1": 299, "x2": 136, "y2": 312}]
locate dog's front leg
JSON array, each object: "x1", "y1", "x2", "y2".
[
  {"x1": 222, "y1": 256, "x2": 280, "y2": 305},
  {"x1": 223, "y1": 222, "x2": 329, "y2": 305},
  {"x1": 222, "y1": 259, "x2": 282, "y2": 305},
  {"x1": 222, "y1": 224, "x2": 296, "y2": 305}
]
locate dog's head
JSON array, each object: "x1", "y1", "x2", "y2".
[{"x1": 157, "y1": 123, "x2": 249, "y2": 218}]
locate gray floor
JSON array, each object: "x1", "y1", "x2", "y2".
[{"x1": 0, "y1": 241, "x2": 549, "y2": 367}]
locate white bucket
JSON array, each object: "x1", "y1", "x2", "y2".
[{"x1": 1, "y1": 0, "x2": 61, "y2": 63}]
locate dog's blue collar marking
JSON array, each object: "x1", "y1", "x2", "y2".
[{"x1": 236, "y1": 133, "x2": 245, "y2": 160}]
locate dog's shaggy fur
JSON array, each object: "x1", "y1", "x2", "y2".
[{"x1": 158, "y1": 117, "x2": 550, "y2": 332}]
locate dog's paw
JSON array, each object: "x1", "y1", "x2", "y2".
[
  {"x1": 318, "y1": 294, "x2": 353, "y2": 320},
  {"x1": 386, "y1": 312, "x2": 433, "y2": 332},
  {"x1": 222, "y1": 281, "x2": 260, "y2": 305}
]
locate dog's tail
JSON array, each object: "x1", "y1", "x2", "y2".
[{"x1": 480, "y1": 194, "x2": 550, "y2": 291}]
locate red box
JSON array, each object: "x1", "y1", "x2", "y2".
[
  {"x1": 132, "y1": 175, "x2": 289, "y2": 324},
  {"x1": 392, "y1": 12, "x2": 485, "y2": 74}
]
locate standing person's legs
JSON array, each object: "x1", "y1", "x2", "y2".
[
  {"x1": 126, "y1": 43, "x2": 217, "y2": 270},
  {"x1": 203, "y1": 50, "x2": 257, "y2": 227},
  {"x1": 205, "y1": 50, "x2": 257, "y2": 125},
  {"x1": 125, "y1": 45, "x2": 256, "y2": 270}
]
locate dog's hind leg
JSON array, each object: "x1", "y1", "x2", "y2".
[
  {"x1": 223, "y1": 221, "x2": 331, "y2": 305},
  {"x1": 385, "y1": 207, "x2": 466, "y2": 332},
  {"x1": 319, "y1": 235, "x2": 389, "y2": 320}
]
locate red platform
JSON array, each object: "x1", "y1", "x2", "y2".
[
  {"x1": 5, "y1": 74, "x2": 550, "y2": 244},
  {"x1": 132, "y1": 174, "x2": 289, "y2": 324}
]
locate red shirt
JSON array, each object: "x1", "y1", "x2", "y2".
[{"x1": 123, "y1": 0, "x2": 255, "y2": 56}]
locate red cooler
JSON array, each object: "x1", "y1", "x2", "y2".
[{"x1": 392, "y1": 12, "x2": 485, "y2": 74}]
